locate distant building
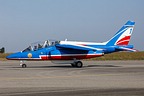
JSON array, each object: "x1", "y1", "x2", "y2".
[{"x1": 0, "y1": 47, "x2": 5, "y2": 53}]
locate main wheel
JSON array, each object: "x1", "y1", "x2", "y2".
[
  {"x1": 76, "y1": 61, "x2": 83, "y2": 68},
  {"x1": 22, "y1": 64, "x2": 27, "y2": 68}
]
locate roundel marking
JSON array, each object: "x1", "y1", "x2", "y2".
[{"x1": 28, "y1": 53, "x2": 32, "y2": 58}]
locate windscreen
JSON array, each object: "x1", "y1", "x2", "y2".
[{"x1": 22, "y1": 40, "x2": 60, "y2": 52}]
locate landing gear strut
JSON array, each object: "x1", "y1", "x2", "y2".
[
  {"x1": 71, "y1": 61, "x2": 83, "y2": 68},
  {"x1": 20, "y1": 61, "x2": 27, "y2": 68}
]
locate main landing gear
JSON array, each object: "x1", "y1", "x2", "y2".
[
  {"x1": 71, "y1": 61, "x2": 83, "y2": 68},
  {"x1": 20, "y1": 61, "x2": 27, "y2": 68}
]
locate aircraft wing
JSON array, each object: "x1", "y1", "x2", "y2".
[{"x1": 56, "y1": 44, "x2": 103, "y2": 51}]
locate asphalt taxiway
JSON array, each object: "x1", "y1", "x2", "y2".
[{"x1": 0, "y1": 60, "x2": 144, "y2": 96}]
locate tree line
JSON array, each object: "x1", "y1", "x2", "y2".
[{"x1": 0, "y1": 47, "x2": 5, "y2": 53}]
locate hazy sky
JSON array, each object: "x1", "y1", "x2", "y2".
[{"x1": 0, "y1": 0, "x2": 143, "y2": 52}]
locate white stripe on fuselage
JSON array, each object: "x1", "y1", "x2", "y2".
[
  {"x1": 60, "y1": 41, "x2": 105, "y2": 51},
  {"x1": 40, "y1": 53, "x2": 103, "y2": 57},
  {"x1": 60, "y1": 41, "x2": 106, "y2": 45}
]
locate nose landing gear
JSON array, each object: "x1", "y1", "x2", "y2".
[{"x1": 20, "y1": 61, "x2": 27, "y2": 68}]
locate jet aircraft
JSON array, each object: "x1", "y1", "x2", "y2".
[{"x1": 6, "y1": 21, "x2": 137, "y2": 68}]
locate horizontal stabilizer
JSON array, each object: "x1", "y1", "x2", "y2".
[{"x1": 116, "y1": 46, "x2": 138, "y2": 52}]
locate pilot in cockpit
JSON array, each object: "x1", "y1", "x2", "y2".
[{"x1": 43, "y1": 40, "x2": 50, "y2": 48}]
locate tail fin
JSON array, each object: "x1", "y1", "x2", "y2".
[{"x1": 106, "y1": 21, "x2": 135, "y2": 46}]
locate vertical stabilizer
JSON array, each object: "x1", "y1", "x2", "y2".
[{"x1": 106, "y1": 21, "x2": 135, "y2": 45}]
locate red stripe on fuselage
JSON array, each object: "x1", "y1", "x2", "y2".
[{"x1": 40, "y1": 54, "x2": 103, "y2": 60}]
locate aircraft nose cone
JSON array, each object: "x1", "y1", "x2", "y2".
[
  {"x1": 6, "y1": 55, "x2": 11, "y2": 60},
  {"x1": 6, "y1": 54, "x2": 16, "y2": 60},
  {"x1": 6, "y1": 52, "x2": 21, "y2": 60},
  {"x1": 6, "y1": 54, "x2": 14, "y2": 60}
]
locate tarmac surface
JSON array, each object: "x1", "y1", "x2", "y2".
[{"x1": 0, "y1": 60, "x2": 144, "y2": 96}]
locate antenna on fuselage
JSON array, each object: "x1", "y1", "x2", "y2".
[{"x1": 65, "y1": 39, "x2": 67, "y2": 41}]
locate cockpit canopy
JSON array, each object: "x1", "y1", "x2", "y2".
[{"x1": 22, "y1": 40, "x2": 60, "y2": 52}]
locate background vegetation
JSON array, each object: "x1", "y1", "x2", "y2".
[
  {"x1": 0, "y1": 53, "x2": 11, "y2": 61},
  {"x1": 0, "y1": 52, "x2": 144, "y2": 61},
  {"x1": 90, "y1": 51, "x2": 144, "y2": 60}
]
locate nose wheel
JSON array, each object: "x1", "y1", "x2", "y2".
[
  {"x1": 20, "y1": 61, "x2": 27, "y2": 68},
  {"x1": 22, "y1": 64, "x2": 27, "y2": 68}
]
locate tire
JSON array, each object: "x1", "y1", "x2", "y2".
[
  {"x1": 76, "y1": 61, "x2": 83, "y2": 68},
  {"x1": 22, "y1": 64, "x2": 27, "y2": 68}
]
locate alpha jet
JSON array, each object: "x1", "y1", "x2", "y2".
[{"x1": 6, "y1": 21, "x2": 137, "y2": 68}]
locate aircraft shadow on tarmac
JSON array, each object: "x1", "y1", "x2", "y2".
[
  {"x1": 12, "y1": 64, "x2": 121, "y2": 69},
  {"x1": 87, "y1": 65, "x2": 121, "y2": 67},
  {"x1": 12, "y1": 65, "x2": 74, "y2": 69}
]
